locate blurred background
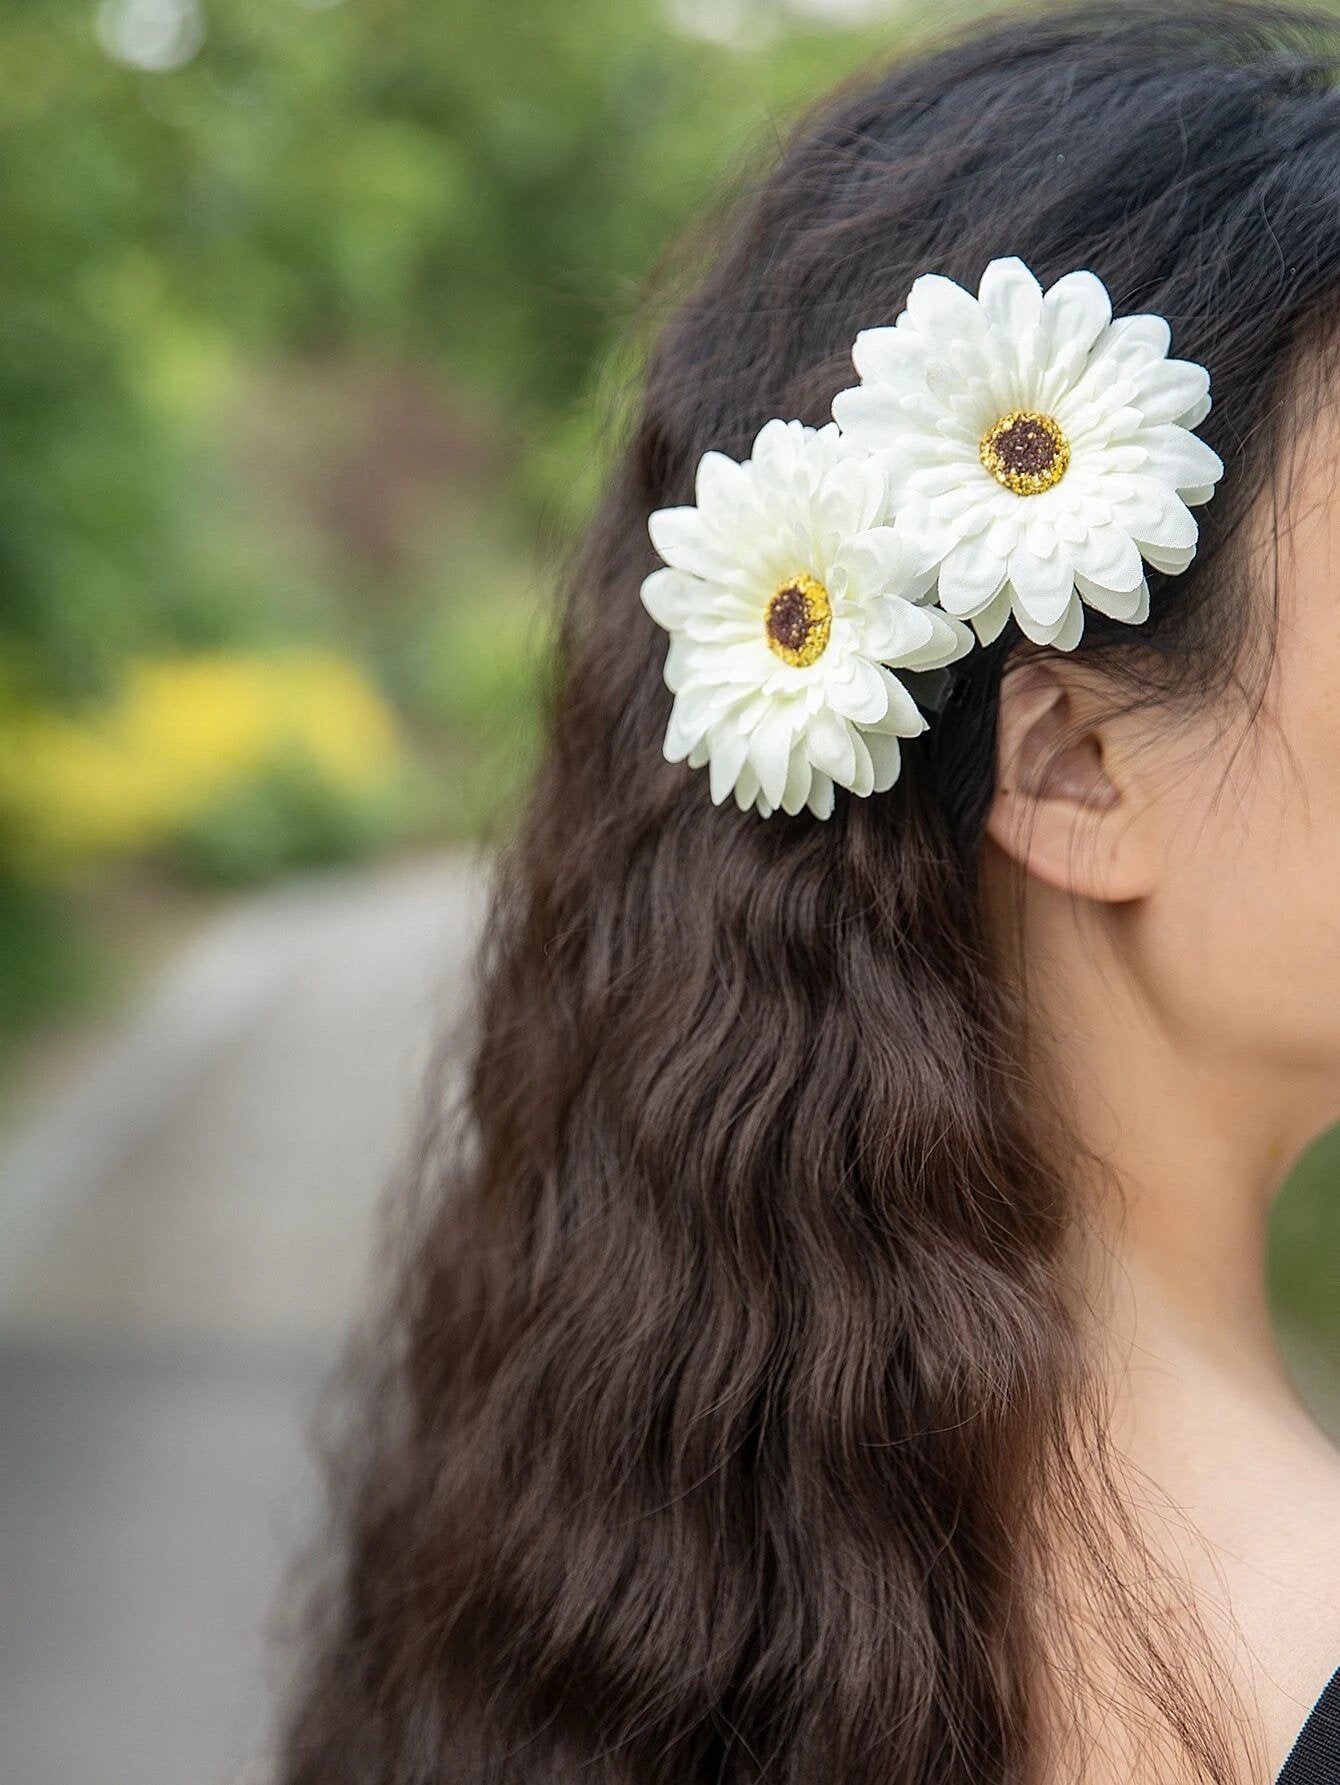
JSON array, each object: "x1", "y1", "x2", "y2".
[{"x1": 0, "y1": 3, "x2": 1336, "y2": 1783}]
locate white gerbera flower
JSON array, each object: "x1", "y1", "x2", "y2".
[
  {"x1": 640, "y1": 418, "x2": 973, "y2": 819},
  {"x1": 830, "y1": 257, "x2": 1224, "y2": 649}
]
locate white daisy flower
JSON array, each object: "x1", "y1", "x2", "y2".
[
  {"x1": 640, "y1": 418, "x2": 973, "y2": 819},
  {"x1": 830, "y1": 257, "x2": 1224, "y2": 649}
]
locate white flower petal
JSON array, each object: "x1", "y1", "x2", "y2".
[
  {"x1": 1075, "y1": 573, "x2": 1150, "y2": 623},
  {"x1": 865, "y1": 729, "x2": 903, "y2": 794},
  {"x1": 1059, "y1": 389, "x2": 1141, "y2": 445},
  {"x1": 971, "y1": 586, "x2": 1015, "y2": 645},
  {"x1": 747, "y1": 704, "x2": 798, "y2": 810},
  {"x1": 1039, "y1": 270, "x2": 1112, "y2": 361},
  {"x1": 1006, "y1": 545, "x2": 1075, "y2": 625},
  {"x1": 707, "y1": 724, "x2": 751, "y2": 806},
  {"x1": 850, "y1": 324, "x2": 927, "y2": 387},
  {"x1": 938, "y1": 535, "x2": 1007, "y2": 616},
  {"x1": 676, "y1": 608, "x2": 765, "y2": 647},
  {"x1": 640, "y1": 566, "x2": 711, "y2": 631},
  {"x1": 858, "y1": 596, "x2": 933, "y2": 664},
  {"x1": 829, "y1": 656, "x2": 891, "y2": 726},
  {"x1": 648, "y1": 506, "x2": 743, "y2": 585},
  {"x1": 912, "y1": 608, "x2": 974, "y2": 670},
  {"x1": 1138, "y1": 423, "x2": 1224, "y2": 494},
  {"x1": 732, "y1": 763, "x2": 760, "y2": 813},
  {"x1": 1015, "y1": 592, "x2": 1082, "y2": 649},
  {"x1": 1070, "y1": 524, "x2": 1144, "y2": 592},
  {"x1": 838, "y1": 524, "x2": 937, "y2": 605},
  {"x1": 807, "y1": 773, "x2": 836, "y2": 819},
  {"x1": 876, "y1": 667, "x2": 928, "y2": 738},
  {"x1": 1141, "y1": 542, "x2": 1196, "y2": 577},
  {"x1": 1070, "y1": 315, "x2": 1170, "y2": 405},
  {"x1": 820, "y1": 458, "x2": 891, "y2": 552},
  {"x1": 906, "y1": 270, "x2": 989, "y2": 343},
  {"x1": 831, "y1": 382, "x2": 914, "y2": 453},
  {"x1": 1049, "y1": 595, "x2": 1086, "y2": 652},
  {"x1": 983, "y1": 511, "x2": 1024, "y2": 555},
  {"x1": 664, "y1": 701, "x2": 701, "y2": 764},
  {"x1": 1176, "y1": 393, "x2": 1212, "y2": 431},
  {"x1": 780, "y1": 744, "x2": 815, "y2": 816},
  {"x1": 978, "y1": 256, "x2": 1043, "y2": 344},
  {"x1": 806, "y1": 708, "x2": 858, "y2": 787},
  {"x1": 1080, "y1": 443, "x2": 1147, "y2": 477},
  {"x1": 1109, "y1": 477, "x2": 1198, "y2": 551},
  {"x1": 1106, "y1": 313, "x2": 1172, "y2": 361},
  {"x1": 849, "y1": 731, "x2": 876, "y2": 799},
  {"x1": 695, "y1": 450, "x2": 759, "y2": 532},
  {"x1": 678, "y1": 674, "x2": 742, "y2": 737},
  {"x1": 1131, "y1": 358, "x2": 1210, "y2": 427},
  {"x1": 750, "y1": 416, "x2": 808, "y2": 488},
  {"x1": 663, "y1": 632, "x2": 698, "y2": 693}
]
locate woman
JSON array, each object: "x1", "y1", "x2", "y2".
[{"x1": 281, "y1": 5, "x2": 1340, "y2": 1780}]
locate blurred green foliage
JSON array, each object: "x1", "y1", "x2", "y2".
[
  {"x1": 0, "y1": 870, "x2": 105, "y2": 1043},
  {"x1": 0, "y1": 0, "x2": 874, "y2": 704},
  {"x1": 169, "y1": 746, "x2": 407, "y2": 885},
  {"x1": 1271, "y1": 1128, "x2": 1340, "y2": 1385},
  {"x1": 0, "y1": 0, "x2": 877, "y2": 1034}
]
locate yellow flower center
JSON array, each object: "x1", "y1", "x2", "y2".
[
  {"x1": 764, "y1": 573, "x2": 832, "y2": 667},
  {"x1": 979, "y1": 409, "x2": 1070, "y2": 496}
]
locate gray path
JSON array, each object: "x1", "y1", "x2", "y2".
[{"x1": 0, "y1": 852, "x2": 490, "y2": 1785}]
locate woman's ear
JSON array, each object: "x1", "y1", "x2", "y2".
[{"x1": 986, "y1": 656, "x2": 1159, "y2": 903}]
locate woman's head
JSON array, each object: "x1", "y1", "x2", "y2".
[
  {"x1": 282, "y1": 7, "x2": 1340, "y2": 1783},
  {"x1": 630, "y1": 0, "x2": 1340, "y2": 1179}
]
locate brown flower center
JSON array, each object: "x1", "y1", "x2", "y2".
[
  {"x1": 979, "y1": 409, "x2": 1070, "y2": 495},
  {"x1": 764, "y1": 573, "x2": 832, "y2": 667}
]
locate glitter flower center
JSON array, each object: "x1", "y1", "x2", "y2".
[
  {"x1": 764, "y1": 573, "x2": 832, "y2": 667},
  {"x1": 979, "y1": 410, "x2": 1071, "y2": 496}
]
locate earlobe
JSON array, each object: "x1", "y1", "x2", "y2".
[{"x1": 986, "y1": 658, "x2": 1155, "y2": 903}]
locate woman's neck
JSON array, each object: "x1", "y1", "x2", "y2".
[{"x1": 1018, "y1": 892, "x2": 1340, "y2": 1775}]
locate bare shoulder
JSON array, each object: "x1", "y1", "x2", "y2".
[
  {"x1": 1039, "y1": 1403, "x2": 1340, "y2": 1785},
  {"x1": 1160, "y1": 1413, "x2": 1340, "y2": 1780}
]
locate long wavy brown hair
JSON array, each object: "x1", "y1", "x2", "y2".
[{"x1": 279, "y1": 6, "x2": 1340, "y2": 1781}]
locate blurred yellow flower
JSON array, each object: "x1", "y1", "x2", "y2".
[{"x1": 0, "y1": 652, "x2": 403, "y2": 867}]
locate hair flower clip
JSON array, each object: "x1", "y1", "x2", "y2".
[
  {"x1": 639, "y1": 419, "x2": 973, "y2": 819},
  {"x1": 641, "y1": 259, "x2": 1222, "y2": 818},
  {"x1": 831, "y1": 256, "x2": 1224, "y2": 650}
]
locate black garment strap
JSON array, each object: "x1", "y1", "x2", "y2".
[{"x1": 1278, "y1": 1669, "x2": 1340, "y2": 1784}]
